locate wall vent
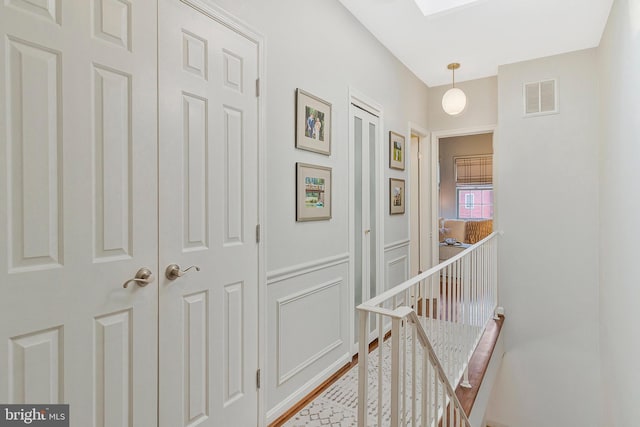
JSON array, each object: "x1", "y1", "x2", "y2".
[{"x1": 523, "y1": 79, "x2": 557, "y2": 117}]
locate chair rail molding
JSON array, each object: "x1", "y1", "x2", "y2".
[{"x1": 267, "y1": 252, "x2": 350, "y2": 285}]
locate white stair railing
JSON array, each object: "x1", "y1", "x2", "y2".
[{"x1": 357, "y1": 232, "x2": 498, "y2": 427}]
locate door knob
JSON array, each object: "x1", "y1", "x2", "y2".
[
  {"x1": 122, "y1": 267, "x2": 154, "y2": 288},
  {"x1": 364, "y1": 229, "x2": 371, "y2": 234},
  {"x1": 165, "y1": 264, "x2": 200, "y2": 281}
]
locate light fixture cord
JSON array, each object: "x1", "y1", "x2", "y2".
[{"x1": 452, "y1": 67, "x2": 456, "y2": 88}]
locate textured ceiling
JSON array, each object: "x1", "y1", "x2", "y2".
[{"x1": 338, "y1": 0, "x2": 614, "y2": 87}]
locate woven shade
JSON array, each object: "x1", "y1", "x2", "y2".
[{"x1": 455, "y1": 156, "x2": 492, "y2": 185}]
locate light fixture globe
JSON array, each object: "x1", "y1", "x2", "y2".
[
  {"x1": 442, "y1": 62, "x2": 467, "y2": 116},
  {"x1": 442, "y1": 87, "x2": 467, "y2": 115}
]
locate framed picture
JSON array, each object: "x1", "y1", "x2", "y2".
[
  {"x1": 296, "y1": 163, "x2": 332, "y2": 221},
  {"x1": 389, "y1": 131, "x2": 405, "y2": 170},
  {"x1": 389, "y1": 178, "x2": 405, "y2": 215},
  {"x1": 296, "y1": 89, "x2": 332, "y2": 155}
]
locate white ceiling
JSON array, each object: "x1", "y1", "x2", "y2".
[{"x1": 337, "y1": 0, "x2": 614, "y2": 87}]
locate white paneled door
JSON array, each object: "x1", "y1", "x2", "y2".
[
  {"x1": 158, "y1": 1, "x2": 260, "y2": 426},
  {"x1": 0, "y1": 0, "x2": 261, "y2": 426},
  {"x1": 0, "y1": 1, "x2": 159, "y2": 426}
]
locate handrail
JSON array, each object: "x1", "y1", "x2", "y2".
[
  {"x1": 362, "y1": 232, "x2": 497, "y2": 308},
  {"x1": 356, "y1": 232, "x2": 499, "y2": 427}
]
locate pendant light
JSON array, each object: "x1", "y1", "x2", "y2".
[{"x1": 442, "y1": 63, "x2": 467, "y2": 116}]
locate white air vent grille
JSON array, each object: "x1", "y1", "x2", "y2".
[{"x1": 524, "y1": 79, "x2": 557, "y2": 116}]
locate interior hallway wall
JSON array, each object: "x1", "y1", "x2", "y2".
[
  {"x1": 204, "y1": 0, "x2": 429, "y2": 421},
  {"x1": 486, "y1": 49, "x2": 600, "y2": 427},
  {"x1": 597, "y1": 0, "x2": 640, "y2": 424}
]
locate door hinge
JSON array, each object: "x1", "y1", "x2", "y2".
[
  {"x1": 256, "y1": 78, "x2": 260, "y2": 97},
  {"x1": 256, "y1": 224, "x2": 261, "y2": 243},
  {"x1": 256, "y1": 369, "x2": 261, "y2": 389}
]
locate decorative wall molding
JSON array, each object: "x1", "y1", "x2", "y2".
[
  {"x1": 267, "y1": 252, "x2": 350, "y2": 285},
  {"x1": 386, "y1": 255, "x2": 408, "y2": 293},
  {"x1": 384, "y1": 239, "x2": 410, "y2": 253},
  {"x1": 276, "y1": 278, "x2": 344, "y2": 385}
]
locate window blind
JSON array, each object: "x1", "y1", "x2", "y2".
[{"x1": 455, "y1": 156, "x2": 492, "y2": 185}]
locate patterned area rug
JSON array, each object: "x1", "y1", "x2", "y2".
[{"x1": 282, "y1": 319, "x2": 479, "y2": 427}]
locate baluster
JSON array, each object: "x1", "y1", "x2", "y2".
[
  {"x1": 378, "y1": 313, "x2": 383, "y2": 427},
  {"x1": 390, "y1": 316, "x2": 402, "y2": 427},
  {"x1": 357, "y1": 309, "x2": 369, "y2": 427},
  {"x1": 411, "y1": 322, "x2": 417, "y2": 427}
]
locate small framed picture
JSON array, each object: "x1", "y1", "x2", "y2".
[
  {"x1": 296, "y1": 89, "x2": 332, "y2": 155},
  {"x1": 389, "y1": 178, "x2": 405, "y2": 215},
  {"x1": 296, "y1": 163, "x2": 332, "y2": 221},
  {"x1": 389, "y1": 131, "x2": 405, "y2": 170}
]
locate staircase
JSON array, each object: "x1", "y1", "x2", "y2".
[{"x1": 357, "y1": 233, "x2": 500, "y2": 427}]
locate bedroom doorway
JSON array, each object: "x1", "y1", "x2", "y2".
[{"x1": 431, "y1": 127, "x2": 495, "y2": 265}]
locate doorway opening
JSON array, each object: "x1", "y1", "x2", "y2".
[{"x1": 431, "y1": 127, "x2": 495, "y2": 265}]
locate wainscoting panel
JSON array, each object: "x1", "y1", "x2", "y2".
[
  {"x1": 277, "y1": 279, "x2": 342, "y2": 385},
  {"x1": 266, "y1": 256, "x2": 350, "y2": 423},
  {"x1": 384, "y1": 239, "x2": 410, "y2": 294}
]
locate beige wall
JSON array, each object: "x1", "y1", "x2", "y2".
[
  {"x1": 598, "y1": 0, "x2": 640, "y2": 424},
  {"x1": 428, "y1": 76, "x2": 498, "y2": 131},
  {"x1": 486, "y1": 48, "x2": 600, "y2": 427},
  {"x1": 438, "y1": 134, "x2": 493, "y2": 219}
]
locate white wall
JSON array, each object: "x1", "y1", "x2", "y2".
[
  {"x1": 439, "y1": 134, "x2": 493, "y2": 219},
  {"x1": 598, "y1": 0, "x2": 640, "y2": 424},
  {"x1": 206, "y1": 0, "x2": 429, "y2": 421},
  {"x1": 485, "y1": 49, "x2": 601, "y2": 427}
]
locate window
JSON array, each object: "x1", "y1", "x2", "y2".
[
  {"x1": 457, "y1": 186, "x2": 493, "y2": 219},
  {"x1": 455, "y1": 155, "x2": 492, "y2": 219}
]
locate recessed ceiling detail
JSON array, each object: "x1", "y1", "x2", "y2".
[
  {"x1": 338, "y1": 0, "x2": 613, "y2": 87},
  {"x1": 413, "y1": 0, "x2": 482, "y2": 17}
]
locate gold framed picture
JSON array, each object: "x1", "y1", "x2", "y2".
[
  {"x1": 389, "y1": 178, "x2": 405, "y2": 215},
  {"x1": 296, "y1": 163, "x2": 332, "y2": 221},
  {"x1": 296, "y1": 89, "x2": 332, "y2": 155},
  {"x1": 389, "y1": 131, "x2": 405, "y2": 170}
]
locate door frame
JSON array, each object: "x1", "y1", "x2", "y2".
[
  {"x1": 406, "y1": 122, "x2": 430, "y2": 274},
  {"x1": 172, "y1": 1, "x2": 266, "y2": 425},
  {"x1": 348, "y1": 88, "x2": 384, "y2": 355},
  {"x1": 430, "y1": 125, "x2": 495, "y2": 267}
]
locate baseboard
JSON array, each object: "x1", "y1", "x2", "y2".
[{"x1": 266, "y1": 352, "x2": 350, "y2": 424}]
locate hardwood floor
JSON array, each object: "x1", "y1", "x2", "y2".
[{"x1": 455, "y1": 315, "x2": 504, "y2": 414}]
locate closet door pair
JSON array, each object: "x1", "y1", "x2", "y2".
[{"x1": 0, "y1": 1, "x2": 260, "y2": 426}]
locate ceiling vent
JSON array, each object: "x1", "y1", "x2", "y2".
[{"x1": 523, "y1": 79, "x2": 557, "y2": 117}]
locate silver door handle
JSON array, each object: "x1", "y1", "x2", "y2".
[
  {"x1": 165, "y1": 264, "x2": 200, "y2": 281},
  {"x1": 364, "y1": 229, "x2": 371, "y2": 234},
  {"x1": 122, "y1": 267, "x2": 154, "y2": 288}
]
